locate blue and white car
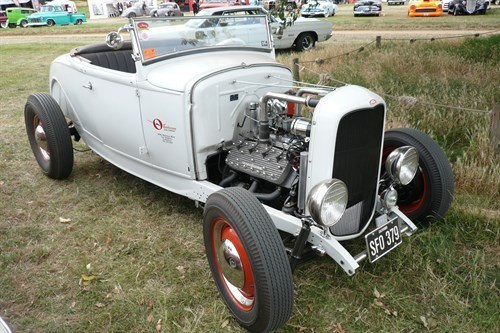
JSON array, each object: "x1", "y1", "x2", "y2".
[{"x1": 301, "y1": 0, "x2": 338, "y2": 17}]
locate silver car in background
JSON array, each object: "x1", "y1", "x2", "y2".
[{"x1": 150, "y1": 2, "x2": 184, "y2": 16}]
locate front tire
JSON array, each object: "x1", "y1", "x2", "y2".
[
  {"x1": 20, "y1": 19, "x2": 28, "y2": 28},
  {"x1": 46, "y1": 19, "x2": 55, "y2": 27},
  {"x1": 203, "y1": 188, "x2": 294, "y2": 333},
  {"x1": 294, "y1": 32, "x2": 316, "y2": 51},
  {"x1": 0, "y1": 21, "x2": 7, "y2": 28},
  {"x1": 75, "y1": 19, "x2": 83, "y2": 25},
  {"x1": 383, "y1": 128, "x2": 454, "y2": 224},
  {"x1": 24, "y1": 93, "x2": 73, "y2": 179}
]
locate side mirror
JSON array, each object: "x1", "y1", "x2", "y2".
[{"x1": 106, "y1": 31, "x2": 124, "y2": 50}]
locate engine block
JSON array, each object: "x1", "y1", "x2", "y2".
[{"x1": 226, "y1": 139, "x2": 292, "y2": 185}]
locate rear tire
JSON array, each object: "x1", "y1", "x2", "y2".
[
  {"x1": 20, "y1": 19, "x2": 28, "y2": 28},
  {"x1": 0, "y1": 21, "x2": 7, "y2": 28},
  {"x1": 294, "y1": 32, "x2": 316, "y2": 51},
  {"x1": 24, "y1": 93, "x2": 73, "y2": 179},
  {"x1": 75, "y1": 19, "x2": 83, "y2": 25},
  {"x1": 383, "y1": 128, "x2": 454, "y2": 224},
  {"x1": 203, "y1": 187, "x2": 294, "y2": 333},
  {"x1": 128, "y1": 12, "x2": 136, "y2": 18}
]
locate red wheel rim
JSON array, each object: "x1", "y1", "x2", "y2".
[
  {"x1": 382, "y1": 147, "x2": 427, "y2": 213},
  {"x1": 210, "y1": 217, "x2": 255, "y2": 311}
]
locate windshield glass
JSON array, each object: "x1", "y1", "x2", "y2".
[
  {"x1": 41, "y1": 5, "x2": 54, "y2": 12},
  {"x1": 132, "y1": 16, "x2": 272, "y2": 63}
]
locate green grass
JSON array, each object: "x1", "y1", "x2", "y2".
[{"x1": 0, "y1": 23, "x2": 499, "y2": 333}]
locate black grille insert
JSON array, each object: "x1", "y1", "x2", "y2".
[{"x1": 330, "y1": 105, "x2": 385, "y2": 236}]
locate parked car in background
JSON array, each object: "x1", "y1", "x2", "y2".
[
  {"x1": 407, "y1": 0, "x2": 443, "y2": 16},
  {"x1": 197, "y1": 5, "x2": 332, "y2": 51},
  {"x1": 4, "y1": 7, "x2": 37, "y2": 28},
  {"x1": 263, "y1": 0, "x2": 299, "y2": 10},
  {"x1": 301, "y1": 0, "x2": 338, "y2": 17},
  {"x1": 121, "y1": 2, "x2": 156, "y2": 18},
  {"x1": 199, "y1": 0, "x2": 241, "y2": 9},
  {"x1": 442, "y1": 0, "x2": 450, "y2": 11},
  {"x1": 353, "y1": 0, "x2": 382, "y2": 16},
  {"x1": 150, "y1": 2, "x2": 183, "y2": 16},
  {"x1": 26, "y1": 4, "x2": 86, "y2": 26},
  {"x1": 24, "y1": 13, "x2": 454, "y2": 333},
  {"x1": 388, "y1": 0, "x2": 405, "y2": 4},
  {"x1": 447, "y1": 0, "x2": 488, "y2": 14},
  {"x1": 0, "y1": 11, "x2": 7, "y2": 28}
]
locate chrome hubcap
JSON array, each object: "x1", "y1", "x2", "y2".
[
  {"x1": 302, "y1": 37, "x2": 312, "y2": 50},
  {"x1": 219, "y1": 238, "x2": 244, "y2": 288},
  {"x1": 34, "y1": 117, "x2": 50, "y2": 161},
  {"x1": 213, "y1": 219, "x2": 254, "y2": 309}
]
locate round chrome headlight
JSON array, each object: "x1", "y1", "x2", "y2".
[
  {"x1": 307, "y1": 179, "x2": 348, "y2": 227},
  {"x1": 381, "y1": 186, "x2": 398, "y2": 209},
  {"x1": 385, "y1": 146, "x2": 419, "y2": 186}
]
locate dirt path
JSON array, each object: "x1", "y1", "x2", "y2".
[{"x1": 0, "y1": 29, "x2": 493, "y2": 45}]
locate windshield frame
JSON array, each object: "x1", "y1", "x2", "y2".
[{"x1": 131, "y1": 15, "x2": 273, "y2": 65}]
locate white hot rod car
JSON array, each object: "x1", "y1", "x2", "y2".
[{"x1": 25, "y1": 15, "x2": 454, "y2": 332}]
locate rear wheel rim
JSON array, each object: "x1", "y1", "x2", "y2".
[
  {"x1": 33, "y1": 115, "x2": 50, "y2": 161},
  {"x1": 301, "y1": 35, "x2": 314, "y2": 50},
  {"x1": 211, "y1": 217, "x2": 255, "y2": 311}
]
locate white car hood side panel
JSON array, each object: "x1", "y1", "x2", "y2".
[{"x1": 146, "y1": 51, "x2": 276, "y2": 91}]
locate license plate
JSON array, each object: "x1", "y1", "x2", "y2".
[{"x1": 365, "y1": 217, "x2": 402, "y2": 263}]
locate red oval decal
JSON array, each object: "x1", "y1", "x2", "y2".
[
  {"x1": 137, "y1": 22, "x2": 149, "y2": 30},
  {"x1": 369, "y1": 99, "x2": 377, "y2": 105},
  {"x1": 153, "y1": 118, "x2": 163, "y2": 130}
]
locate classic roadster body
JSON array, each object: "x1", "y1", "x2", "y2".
[{"x1": 25, "y1": 15, "x2": 454, "y2": 332}]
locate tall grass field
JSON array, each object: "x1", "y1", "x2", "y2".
[{"x1": 0, "y1": 14, "x2": 498, "y2": 333}]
